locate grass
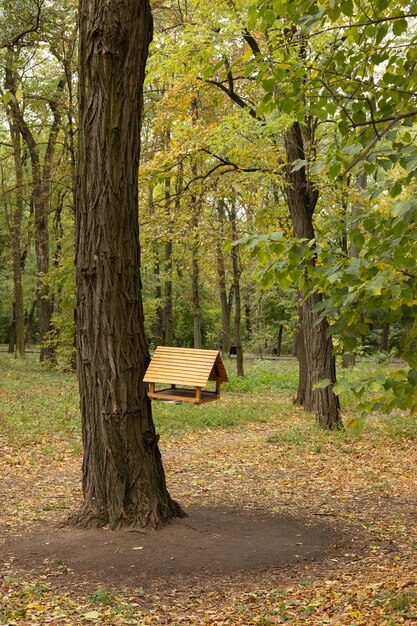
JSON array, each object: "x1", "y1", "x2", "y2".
[
  {"x1": 0, "y1": 354, "x2": 299, "y2": 448},
  {"x1": 1, "y1": 352, "x2": 417, "y2": 452},
  {"x1": 224, "y1": 358, "x2": 299, "y2": 394}
]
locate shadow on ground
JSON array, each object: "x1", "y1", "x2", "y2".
[{"x1": 2, "y1": 507, "x2": 346, "y2": 586}]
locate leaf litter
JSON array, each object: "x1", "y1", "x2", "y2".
[{"x1": 1, "y1": 383, "x2": 417, "y2": 624}]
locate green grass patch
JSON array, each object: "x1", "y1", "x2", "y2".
[
  {"x1": 0, "y1": 353, "x2": 80, "y2": 449},
  {"x1": 153, "y1": 395, "x2": 280, "y2": 435},
  {"x1": 0, "y1": 354, "x2": 296, "y2": 446},
  {"x1": 1, "y1": 353, "x2": 415, "y2": 450},
  {"x1": 224, "y1": 359, "x2": 298, "y2": 394}
]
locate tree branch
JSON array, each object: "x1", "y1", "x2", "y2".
[{"x1": 0, "y1": 0, "x2": 43, "y2": 48}]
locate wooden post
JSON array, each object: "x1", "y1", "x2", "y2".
[
  {"x1": 196, "y1": 386, "x2": 202, "y2": 404},
  {"x1": 149, "y1": 382, "x2": 155, "y2": 396}
]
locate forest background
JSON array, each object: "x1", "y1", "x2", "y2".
[{"x1": 0, "y1": 0, "x2": 416, "y2": 423}]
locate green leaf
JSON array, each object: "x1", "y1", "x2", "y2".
[
  {"x1": 280, "y1": 98, "x2": 296, "y2": 114},
  {"x1": 291, "y1": 159, "x2": 308, "y2": 172},
  {"x1": 363, "y1": 217, "x2": 376, "y2": 232},
  {"x1": 341, "y1": 0, "x2": 354, "y2": 17},
  {"x1": 277, "y1": 274, "x2": 292, "y2": 289},
  {"x1": 350, "y1": 229, "x2": 365, "y2": 248},
  {"x1": 313, "y1": 379, "x2": 331, "y2": 390},
  {"x1": 408, "y1": 369, "x2": 417, "y2": 385},
  {"x1": 392, "y1": 18, "x2": 408, "y2": 36},
  {"x1": 328, "y1": 161, "x2": 342, "y2": 180},
  {"x1": 262, "y1": 78, "x2": 276, "y2": 93},
  {"x1": 390, "y1": 182, "x2": 402, "y2": 198},
  {"x1": 375, "y1": 23, "x2": 389, "y2": 45},
  {"x1": 353, "y1": 110, "x2": 366, "y2": 124},
  {"x1": 265, "y1": 9, "x2": 277, "y2": 25}
]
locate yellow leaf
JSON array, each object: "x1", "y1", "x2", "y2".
[
  {"x1": 350, "y1": 610, "x2": 362, "y2": 619},
  {"x1": 26, "y1": 603, "x2": 44, "y2": 611},
  {"x1": 83, "y1": 611, "x2": 101, "y2": 620}
]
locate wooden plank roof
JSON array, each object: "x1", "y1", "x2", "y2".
[{"x1": 143, "y1": 346, "x2": 228, "y2": 387}]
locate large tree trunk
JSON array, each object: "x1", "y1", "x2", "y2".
[
  {"x1": 71, "y1": 0, "x2": 183, "y2": 530},
  {"x1": 284, "y1": 122, "x2": 341, "y2": 429}
]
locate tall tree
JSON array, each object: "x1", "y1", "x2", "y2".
[
  {"x1": 3, "y1": 61, "x2": 25, "y2": 357},
  {"x1": 72, "y1": 0, "x2": 183, "y2": 529}
]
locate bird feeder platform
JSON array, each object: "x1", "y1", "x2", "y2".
[{"x1": 143, "y1": 346, "x2": 228, "y2": 405}]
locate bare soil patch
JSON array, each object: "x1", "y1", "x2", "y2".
[{"x1": 1, "y1": 506, "x2": 344, "y2": 587}]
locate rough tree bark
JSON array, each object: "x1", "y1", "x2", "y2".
[
  {"x1": 284, "y1": 122, "x2": 341, "y2": 429},
  {"x1": 71, "y1": 0, "x2": 183, "y2": 529}
]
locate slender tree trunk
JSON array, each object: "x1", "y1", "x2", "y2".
[
  {"x1": 294, "y1": 297, "x2": 309, "y2": 406},
  {"x1": 380, "y1": 322, "x2": 390, "y2": 352},
  {"x1": 148, "y1": 186, "x2": 163, "y2": 345},
  {"x1": 154, "y1": 254, "x2": 164, "y2": 345},
  {"x1": 218, "y1": 260, "x2": 232, "y2": 354},
  {"x1": 343, "y1": 172, "x2": 366, "y2": 368},
  {"x1": 25, "y1": 300, "x2": 36, "y2": 346},
  {"x1": 229, "y1": 201, "x2": 244, "y2": 377},
  {"x1": 244, "y1": 292, "x2": 252, "y2": 339},
  {"x1": 284, "y1": 122, "x2": 341, "y2": 428},
  {"x1": 191, "y1": 163, "x2": 202, "y2": 349},
  {"x1": 192, "y1": 248, "x2": 202, "y2": 348},
  {"x1": 71, "y1": 0, "x2": 183, "y2": 529},
  {"x1": 277, "y1": 324, "x2": 283, "y2": 356},
  {"x1": 5, "y1": 55, "x2": 64, "y2": 362},
  {"x1": 8, "y1": 304, "x2": 16, "y2": 354},
  {"x1": 164, "y1": 176, "x2": 173, "y2": 346},
  {"x1": 216, "y1": 200, "x2": 232, "y2": 353},
  {"x1": 7, "y1": 105, "x2": 25, "y2": 357}
]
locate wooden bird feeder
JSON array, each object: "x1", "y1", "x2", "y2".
[{"x1": 143, "y1": 346, "x2": 229, "y2": 405}]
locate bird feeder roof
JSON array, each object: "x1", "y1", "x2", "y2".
[{"x1": 143, "y1": 346, "x2": 229, "y2": 388}]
